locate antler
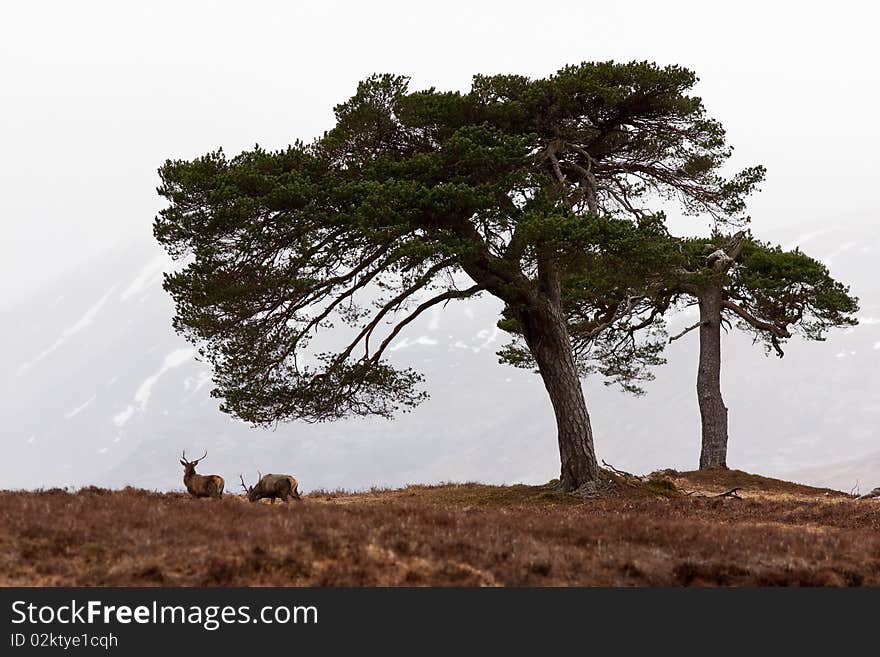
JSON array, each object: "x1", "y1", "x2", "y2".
[
  {"x1": 239, "y1": 474, "x2": 250, "y2": 493},
  {"x1": 182, "y1": 449, "x2": 208, "y2": 466}
]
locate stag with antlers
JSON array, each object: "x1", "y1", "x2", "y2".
[
  {"x1": 179, "y1": 450, "x2": 225, "y2": 499},
  {"x1": 240, "y1": 471, "x2": 301, "y2": 504}
]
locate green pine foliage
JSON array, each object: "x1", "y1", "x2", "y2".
[
  {"x1": 552, "y1": 228, "x2": 860, "y2": 384},
  {"x1": 154, "y1": 62, "x2": 762, "y2": 426}
]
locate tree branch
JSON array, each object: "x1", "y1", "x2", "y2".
[
  {"x1": 721, "y1": 299, "x2": 791, "y2": 339},
  {"x1": 355, "y1": 259, "x2": 457, "y2": 360},
  {"x1": 368, "y1": 284, "x2": 483, "y2": 363},
  {"x1": 668, "y1": 320, "x2": 705, "y2": 343}
]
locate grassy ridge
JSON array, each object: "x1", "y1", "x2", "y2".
[{"x1": 1, "y1": 471, "x2": 878, "y2": 586}]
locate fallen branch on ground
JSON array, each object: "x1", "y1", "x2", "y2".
[
  {"x1": 682, "y1": 487, "x2": 744, "y2": 499},
  {"x1": 600, "y1": 460, "x2": 640, "y2": 487},
  {"x1": 714, "y1": 487, "x2": 743, "y2": 499},
  {"x1": 601, "y1": 460, "x2": 637, "y2": 479}
]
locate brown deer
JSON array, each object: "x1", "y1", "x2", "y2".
[
  {"x1": 179, "y1": 450, "x2": 224, "y2": 499},
  {"x1": 239, "y1": 471, "x2": 301, "y2": 504}
]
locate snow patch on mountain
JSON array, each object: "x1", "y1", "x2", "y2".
[
  {"x1": 134, "y1": 348, "x2": 196, "y2": 410},
  {"x1": 120, "y1": 254, "x2": 168, "y2": 301},
  {"x1": 476, "y1": 326, "x2": 500, "y2": 350},
  {"x1": 65, "y1": 394, "x2": 97, "y2": 419},
  {"x1": 183, "y1": 371, "x2": 212, "y2": 393},
  {"x1": 17, "y1": 287, "x2": 117, "y2": 374},
  {"x1": 822, "y1": 241, "x2": 859, "y2": 267},
  {"x1": 390, "y1": 335, "x2": 439, "y2": 352},
  {"x1": 781, "y1": 228, "x2": 831, "y2": 251},
  {"x1": 113, "y1": 405, "x2": 135, "y2": 428}
]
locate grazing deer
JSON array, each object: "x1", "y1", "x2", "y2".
[
  {"x1": 240, "y1": 472, "x2": 301, "y2": 504},
  {"x1": 179, "y1": 450, "x2": 224, "y2": 499}
]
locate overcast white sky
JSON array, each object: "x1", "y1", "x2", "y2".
[{"x1": 1, "y1": 0, "x2": 878, "y2": 307}]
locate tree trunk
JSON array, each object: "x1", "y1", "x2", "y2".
[
  {"x1": 696, "y1": 285, "x2": 729, "y2": 469},
  {"x1": 519, "y1": 302, "x2": 600, "y2": 491}
]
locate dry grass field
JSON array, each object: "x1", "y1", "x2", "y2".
[{"x1": 1, "y1": 469, "x2": 879, "y2": 586}]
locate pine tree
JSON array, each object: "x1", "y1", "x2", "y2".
[{"x1": 154, "y1": 62, "x2": 761, "y2": 490}]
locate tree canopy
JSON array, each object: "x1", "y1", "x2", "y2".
[
  {"x1": 643, "y1": 232, "x2": 860, "y2": 356},
  {"x1": 710, "y1": 237, "x2": 859, "y2": 355}
]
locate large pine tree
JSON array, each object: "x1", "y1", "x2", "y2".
[{"x1": 154, "y1": 62, "x2": 762, "y2": 490}]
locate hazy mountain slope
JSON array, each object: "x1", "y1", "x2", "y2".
[
  {"x1": 1, "y1": 221, "x2": 877, "y2": 492},
  {"x1": 0, "y1": 241, "x2": 563, "y2": 491},
  {"x1": 787, "y1": 451, "x2": 880, "y2": 493}
]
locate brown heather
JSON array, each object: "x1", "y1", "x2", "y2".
[{"x1": 1, "y1": 470, "x2": 879, "y2": 587}]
